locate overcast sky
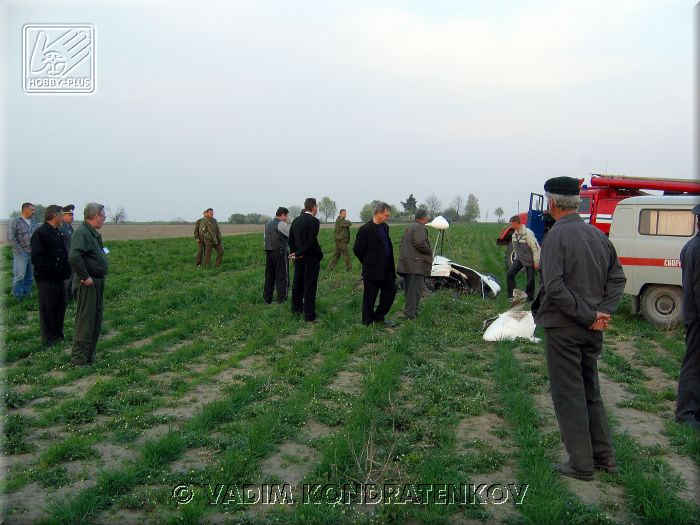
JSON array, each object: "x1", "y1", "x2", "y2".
[{"x1": 1, "y1": 0, "x2": 695, "y2": 222}]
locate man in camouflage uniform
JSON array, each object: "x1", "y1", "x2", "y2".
[
  {"x1": 194, "y1": 210, "x2": 206, "y2": 266},
  {"x1": 327, "y1": 209, "x2": 353, "y2": 272},
  {"x1": 199, "y1": 208, "x2": 224, "y2": 267},
  {"x1": 68, "y1": 203, "x2": 109, "y2": 366}
]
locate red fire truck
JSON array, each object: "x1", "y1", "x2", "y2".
[{"x1": 497, "y1": 174, "x2": 700, "y2": 268}]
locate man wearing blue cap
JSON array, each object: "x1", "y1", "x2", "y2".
[
  {"x1": 532, "y1": 176, "x2": 626, "y2": 480},
  {"x1": 676, "y1": 204, "x2": 700, "y2": 428}
]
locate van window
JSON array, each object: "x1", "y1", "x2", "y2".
[
  {"x1": 639, "y1": 209, "x2": 694, "y2": 236},
  {"x1": 578, "y1": 197, "x2": 591, "y2": 213}
]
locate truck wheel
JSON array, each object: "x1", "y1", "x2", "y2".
[
  {"x1": 505, "y1": 244, "x2": 516, "y2": 271},
  {"x1": 640, "y1": 285, "x2": 683, "y2": 327}
]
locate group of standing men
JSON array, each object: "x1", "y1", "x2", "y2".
[
  {"x1": 261, "y1": 198, "x2": 435, "y2": 325},
  {"x1": 8, "y1": 202, "x2": 109, "y2": 366}
]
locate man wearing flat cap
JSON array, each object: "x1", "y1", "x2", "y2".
[
  {"x1": 676, "y1": 204, "x2": 700, "y2": 428},
  {"x1": 59, "y1": 204, "x2": 75, "y2": 303},
  {"x1": 532, "y1": 176, "x2": 626, "y2": 481}
]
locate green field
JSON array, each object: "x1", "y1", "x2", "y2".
[{"x1": 2, "y1": 223, "x2": 699, "y2": 524}]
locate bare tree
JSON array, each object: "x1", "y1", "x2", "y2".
[
  {"x1": 108, "y1": 206, "x2": 127, "y2": 223},
  {"x1": 450, "y1": 195, "x2": 465, "y2": 218},
  {"x1": 424, "y1": 193, "x2": 443, "y2": 218}
]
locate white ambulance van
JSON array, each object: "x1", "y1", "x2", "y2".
[{"x1": 609, "y1": 195, "x2": 699, "y2": 327}]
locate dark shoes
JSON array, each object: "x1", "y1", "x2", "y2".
[
  {"x1": 594, "y1": 462, "x2": 619, "y2": 474},
  {"x1": 554, "y1": 462, "x2": 594, "y2": 481}
]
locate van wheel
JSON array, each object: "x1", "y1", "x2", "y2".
[
  {"x1": 640, "y1": 285, "x2": 683, "y2": 327},
  {"x1": 505, "y1": 244, "x2": 516, "y2": 271}
]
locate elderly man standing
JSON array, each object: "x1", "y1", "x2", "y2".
[
  {"x1": 532, "y1": 177, "x2": 626, "y2": 481},
  {"x1": 69, "y1": 203, "x2": 109, "y2": 366},
  {"x1": 199, "y1": 208, "x2": 224, "y2": 267},
  {"x1": 31, "y1": 205, "x2": 71, "y2": 346},
  {"x1": 327, "y1": 209, "x2": 353, "y2": 272},
  {"x1": 8, "y1": 202, "x2": 38, "y2": 299},
  {"x1": 506, "y1": 215, "x2": 541, "y2": 302},
  {"x1": 353, "y1": 202, "x2": 397, "y2": 326},
  {"x1": 397, "y1": 209, "x2": 432, "y2": 320},
  {"x1": 676, "y1": 204, "x2": 700, "y2": 428}
]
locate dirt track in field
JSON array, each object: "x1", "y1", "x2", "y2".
[{"x1": 0, "y1": 223, "x2": 336, "y2": 244}]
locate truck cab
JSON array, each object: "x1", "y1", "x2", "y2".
[{"x1": 610, "y1": 195, "x2": 699, "y2": 326}]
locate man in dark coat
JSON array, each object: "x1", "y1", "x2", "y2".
[
  {"x1": 676, "y1": 204, "x2": 700, "y2": 428},
  {"x1": 31, "y1": 205, "x2": 71, "y2": 346},
  {"x1": 397, "y1": 209, "x2": 432, "y2": 320},
  {"x1": 353, "y1": 201, "x2": 396, "y2": 326},
  {"x1": 289, "y1": 198, "x2": 323, "y2": 322},
  {"x1": 533, "y1": 176, "x2": 626, "y2": 481}
]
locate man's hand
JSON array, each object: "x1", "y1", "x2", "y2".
[
  {"x1": 534, "y1": 263, "x2": 540, "y2": 271},
  {"x1": 589, "y1": 311, "x2": 611, "y2": 331},
  {"x1": 80, "y1": 277, "x2": 94, "y2": 287}
]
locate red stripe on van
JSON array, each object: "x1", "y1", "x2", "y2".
[{"x1": 618, "y1": 257, "x2": 681, "y2": 268}]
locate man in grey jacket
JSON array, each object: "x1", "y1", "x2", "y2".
[
  {"x1": 397, "y1": 209, "x2": 432, "y2": 320},
  {"x1": 532, "y1": 176, "x2": 626, "y2": 481},
  {"x1": 506, "y1": 215, "x2": 541, "y2": 302},
  {"x1": 263, "y1": 207, "x2": 290, "y2": 304}
]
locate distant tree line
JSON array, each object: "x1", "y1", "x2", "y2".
[
  {"x1": 225, "y1": 193, "x2": 507, "y2": 225},
  {"x1": 358, "y1": 193, "x2": 487, "y2": 223},
  {"x1": 228, "y1": 196, "x2": 340, "y2": 224}
]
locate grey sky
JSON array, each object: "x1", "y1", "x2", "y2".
[{"x1": 2, "y1": 0, "x2": 695, "y2": 222}]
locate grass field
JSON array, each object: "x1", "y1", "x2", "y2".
[{"x1": 2, "y1": 223, "x2": 699, "y2": 525}]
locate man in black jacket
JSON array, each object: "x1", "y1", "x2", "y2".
[
  {"x1": 31, "y1": 205, "x2": 71, "y2": 346},
  {"x1": 289, "y1": 198, "x2": 323, "y2": 322},
  {"x1": 353, "y1": 202, "x2": 396, "y2": 326}
]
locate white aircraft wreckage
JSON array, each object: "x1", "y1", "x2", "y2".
[
  {"x1": 482, "y1": 290, "x2": 541, "y2": 343},
  {"x1": 422, "y1": 215, "x2": 501, "y2": 298}
]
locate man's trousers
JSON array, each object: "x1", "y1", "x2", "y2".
[
  {"x1": 36, "y1": 279, "x2": 67, "y2": 346},
  {"x1": 72, "y1": 277, "x2": 105, "y2": 365},
  {"x1": 203, "y1": 243, "x2": 224, "y2": 267},
  {"x1": 545, "y1": 326, "x2": 615, "y2": 473},
  {"x1": 403, "y1": 274, "x2": 425, "y2": 319},
  {"x1": 328, "y1": 242, "x2": 352, "y2": 271},
  {"x1": 676, "y1": 320, "x2": 700, "y2": 423},
  {"x1": 291, "y1": 256, "x2": 320, "y2": 321},
  {"x1": 264, "y1": 249, "x2": 289, "y2": 303},
  {"x1": 506, "y1": 260, "x2": 536, "y2": 301},
  {"x1": 362, "y1": 274, "x2": 396, "y2": 325}
]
